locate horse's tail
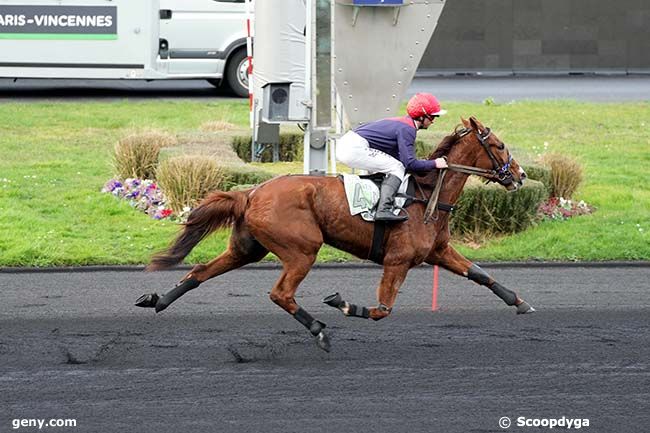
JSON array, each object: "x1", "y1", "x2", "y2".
[{"x1": 147, "y1": 189, "x2": 250, "y2": 271}]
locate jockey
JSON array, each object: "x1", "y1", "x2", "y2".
[{"x1": 336, "y1": 93, "x2": 449, "y2": 222}]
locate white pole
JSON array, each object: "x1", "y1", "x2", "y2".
[
  {"x1": 245, "y1": 0, "x2": 255, "y2": 129},
  {"x1": 303, "y1": 0, "x2": 313, "y2": 175},
  {"x1": 330, "y1": 0, "x2": 337, "y2": 175}
]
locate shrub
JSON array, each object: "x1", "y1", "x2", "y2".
[
  {"x1": 451, "y1": 178, "x2": 548, "y2": 236},
  {"x1": 231, "y1": 133, "x2": 305, "y2": 162},
  {"x1": 156, "y1": 155, "x2": 224, "y2": 213},
  {"x1": 522, "y1": 163, "x2": 552, "y2": 193},
  {"x1": 220, "y1": 165, "x2": 275, "y2": 191},
  {"x1": 113, "y1": 131, "x2": 177, "y2": 180},
  {"x1": 540, "y1": 153, "x2": 583, "y2": 199},
  {"x1": 414, "y1": 139, "x2": 433, "y2": 158}
]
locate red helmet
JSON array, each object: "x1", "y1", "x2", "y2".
[{"x1": 406, "y1": 93, "x2": 447, "y2": 119}]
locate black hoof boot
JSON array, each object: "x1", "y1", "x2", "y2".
[
  {"x1": 323, "y1": 293, "x2": 370, "y2": 319},
  {"x1": 155, "y1": 298, "x2": 171, "y2": 313},
  {"x1": 294, "y1": 308, "x2": 331, "y2": 352},
  {"x1": 135, "y1": 293, "x2": 159, "y2": 308},
  {"x1": 152, "y1": 277, "x2": 202, "y2": 313},
  {"x1": 323, "y1": 292, "x2": 345, "y2": 308}
]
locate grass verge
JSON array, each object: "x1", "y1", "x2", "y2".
[{"x1": 0, "y1": 100, "x2": 648, "y2": 266}]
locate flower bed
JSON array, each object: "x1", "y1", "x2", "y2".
[
  {"x1": 102, "y1": 178, "x2": 190, "y2": 222},
  {"x1": 538, "y1": 197, "x2": 595, "y2": 221}
]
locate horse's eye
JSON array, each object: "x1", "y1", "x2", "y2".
[{"x1": 496, "y1": 143, "x2": 505, "y2": 151}]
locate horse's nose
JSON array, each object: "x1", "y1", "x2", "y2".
[{"x1": 519, "y1": 168, "x2": 527, "y2": 181}]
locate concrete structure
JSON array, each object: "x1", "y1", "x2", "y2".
[{"x1": 420, "y1": 0, "x2": 650, "y2": 74}]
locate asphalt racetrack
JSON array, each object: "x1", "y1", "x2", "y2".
[{"x1": 1, "y1": 264, "x2": 649, "y2": 433}]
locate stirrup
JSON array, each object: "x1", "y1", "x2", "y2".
[{"x1": 374, "y1": 209, "x2": 408, "y2": 222}]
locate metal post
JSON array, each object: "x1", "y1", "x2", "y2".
[
  {"x1": 303, "y1": 0, "x2": 313, "y2": 175},
  {"x1": 304, "y1": 0, "x2": 333, "y2": 175}
]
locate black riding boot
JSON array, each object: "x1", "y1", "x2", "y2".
[{"x1": 374, "y1": 174, "x2": 408, "y2": 222}]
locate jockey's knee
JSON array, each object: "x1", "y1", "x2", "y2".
[
  {"x1": 335, "y1": 138, "x2": 353, "y2": 164},
  {"x1": 336, "y1": 148, "x2": 352, "y2": 166},
  {"x1": 336, "y1": 146, "x2": 348, "y2": 163},
  {"x1": 387, "y1": 169, "x2": 405, "y2": 182}
]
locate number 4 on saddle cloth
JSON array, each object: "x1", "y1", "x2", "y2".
[{"x1": 340, "y1": 173, "x2": 416, "y2": 221}]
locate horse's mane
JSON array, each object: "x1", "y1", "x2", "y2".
[
  {"x1": 412, "y1": 125, "x2": 468, "y2": 187},
  {"x1": 428, "y1": 125, "x2": 467, "y2": 160}
]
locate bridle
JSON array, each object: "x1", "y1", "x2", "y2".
[
  {"x1": 423, "y1": 126, "x2": 515, "y2": 223},
  {"x1": 447, "y1": 127, "x2": 514, "y2": 185}
]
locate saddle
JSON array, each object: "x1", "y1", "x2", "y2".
[{"x1": 339, "y1": 173, "x2": 416, "y2": 222}]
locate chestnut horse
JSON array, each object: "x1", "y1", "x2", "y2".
[{"x1": 136, "y1": 116, "x2": 535, "y2": 352}]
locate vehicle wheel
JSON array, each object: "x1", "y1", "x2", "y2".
[{"x1": 225, "y1": 48, "x2": 249, "y2": 98}]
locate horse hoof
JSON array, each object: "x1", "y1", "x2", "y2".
[
  {"x1": 135, "y1": 293, "x2": 159, "y2": 308},
  {"x1": 323, "y1": 292, "x2": 344, "y2": 308},
  {"x1": 516, "y1": 300, "x2": 536, "y2": 314},
  {"x1": 315, "y1": 331, "x2": 331, "y2": 352}
]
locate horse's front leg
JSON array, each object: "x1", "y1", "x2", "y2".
[
  {"x1": 323, "y1": 264, "x2": 409, "y2": 321},
  {"x1": 428, "y1": 244, "x2": 535, "y2": 314}
]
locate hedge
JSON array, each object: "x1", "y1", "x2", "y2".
[
  {"x1": 231, "y1": 133, "x2": 304, "y2": 162},
  {"x1": 522, "y1": 163, "x2": 552, "y2": 193},
  {"x1": 450, "y1": 178, "x2": 548, "y2": 236},
  {"x1": 220, "y1": 165, "x2": 275, "y2": 191}
]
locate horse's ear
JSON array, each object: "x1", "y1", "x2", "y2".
[
  {"x1": 461, "y1": 117, "x2": 471, "y2": 128},
  {"x1": 469, "y1": 116, "x2": 484, "y2": 134}
]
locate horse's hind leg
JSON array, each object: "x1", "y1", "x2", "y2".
[
  {"x1": 427, "y1": 244, "x2": 535, "y2": 314},
  {"x1": 138, "y1": 223, "x2": 268, "y2": 312},
  {"x1": 184, "y1": 222, "x2": 268, "y2": 283}
]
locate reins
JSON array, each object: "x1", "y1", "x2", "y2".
[
  {"x1": 447, "y1": 162, "x2": 501, "y2": 178},
  {"x1": 422, "y1": 164, "x2": 496, "y2": 224},
  {"x1": 423, "y1": 168, "x2": 447, "y2": 223}
]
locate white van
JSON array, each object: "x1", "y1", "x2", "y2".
[{"x1": 0, "y1": 0, "x2": 250, "y2": 96}]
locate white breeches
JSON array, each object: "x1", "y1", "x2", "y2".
[{"x1": 335, "y1": 131, "x2": 405, "y2": 181}]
